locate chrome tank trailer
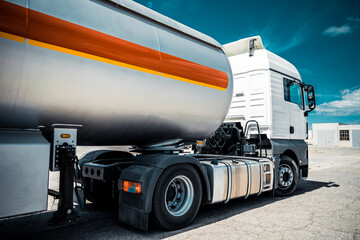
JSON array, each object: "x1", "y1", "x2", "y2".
[{"x1": 0, "y1": 0, "x2": 233, "y2": 145}]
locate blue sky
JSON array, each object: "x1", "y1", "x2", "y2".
[{"x1": 134, "y1": 0, "x2": 360, "y2": 127}]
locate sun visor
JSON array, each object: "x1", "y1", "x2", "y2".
[{"x1": 223, "y1": 36, "x2": 264, "y2": 57}]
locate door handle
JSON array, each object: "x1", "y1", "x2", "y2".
[{"x1": 290, "y1": 126, "x2": 294, "y2": 134}]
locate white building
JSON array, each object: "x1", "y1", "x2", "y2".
[{"x1": 312, "y1": 123, "x2": 360, "y2": 147}]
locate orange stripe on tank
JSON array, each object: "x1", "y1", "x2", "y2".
[
  {"x1": 0, "y1": 31, "x2": 25, "y2": 43},
  {"x1": 27, "y1": 39, "x2": 160, "y2": 76},
  {"x1": 0, "y1": 1, "x2": 228, "y2": 90},
  {"x1": 0, "y1": 1, "x2": 27, "y2": 37}
]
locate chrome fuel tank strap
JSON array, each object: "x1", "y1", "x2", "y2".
[
  {"x1": 243, "y1": 161, "x2": 251, "y2": 199},
  {"x1": 220, "y1": 161, "x2": 232, "y2": 203},
  {"x1": 257, "y1": 161, "x2": 264, "y2": 196}
]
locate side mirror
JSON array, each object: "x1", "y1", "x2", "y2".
[{"x1": 304, "y1": 84, "x2": 316, "y2": 116}]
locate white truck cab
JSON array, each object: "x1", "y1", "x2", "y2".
[
  {"x1": 218, "y1": 36, "x2": 316, "y2": 194},
  {"x1": 224, "y1": 36, "x2": 308, "y2": 140}
]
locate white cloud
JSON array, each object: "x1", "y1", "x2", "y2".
[
  {"x1": 323, "y1": 16, "x2": 360, "y2": 37},
  {"x1": 322, "y1": 25, "x2": 353, "y2": 37},
  {"x1": 316, "y1": 88, "x2": 360, "y2": 116}
]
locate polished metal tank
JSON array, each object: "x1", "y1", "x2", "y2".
[
  {"x1": 201, "y1": 159, "x2": 274, "y2": 204},
  {"x1": 0, "y1": 0, "x2": 233, "y2": 145}
]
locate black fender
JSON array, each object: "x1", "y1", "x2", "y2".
[
  {"x1": 272, "y1": 156, "x2": 281, "y2": 189},
  {"x1": 269, "y1": 139, "x2": 308, "y2": 166},
  {"x1": 269, "y1": 139, "x2": 309, "y2": 178},
  {"x1": 118, "y1": 154, "x2": 211, "y2": 214}
]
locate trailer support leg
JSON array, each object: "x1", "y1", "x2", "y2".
[
  {"x1": 49, "y1": 144, "x2": 80, "y2": 224},
  {"x1": 48, "y1": 125, "x2": 82, "y2": 225}
]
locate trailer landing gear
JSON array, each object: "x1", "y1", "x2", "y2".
[{"x1": 48, "y1": 125, "x2": 82, "y2": 225}]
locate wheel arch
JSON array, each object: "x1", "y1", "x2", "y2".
[
  {"x1": 269, "y1": 139, "x2": 303, "y2": 173},
  {"x1": 145, "y1": 155, "x2": 211, "y2": 213},
  {"x1": 119, "y1": 154, "x2": 211, "y2": 215},
  {"x1": 281, "y1": 150, "x2": 299, "y2": 167}
]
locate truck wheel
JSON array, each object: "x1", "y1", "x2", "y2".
[
  {"x1": 275, "y1": 156, "x2": 299, "y2": 196},
  {"x1": 152, "y1": 164, "x2": 202, "y2": 230}
]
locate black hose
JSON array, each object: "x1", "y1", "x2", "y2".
[
  {"x1": 218, "y1": 127, "x2": 232, "y2": 140},
  {"x1": 74, "y1": 156, "x2": 86, "y2": 208}
]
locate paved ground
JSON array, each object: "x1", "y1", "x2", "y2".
[{"x1": 1, "y1": 146, "x2": 359, "y2": 240}]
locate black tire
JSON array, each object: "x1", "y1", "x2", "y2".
[
  {"x1": 275, "y1": 156, "x2": 299, "y2": 196},
  {"x1": 152, "y1": 164, "x2": 202, "y2": 230}
]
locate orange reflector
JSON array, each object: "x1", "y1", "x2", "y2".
[
  {"x1": 61, "y1": 134, "x2": 71, "y2": 138},
  {"x1": 196, "y1": 141, "x2": 203, "y2": 145},
  {"x1": 122, "y1": 180, "x2": 142, "y2": 194}
]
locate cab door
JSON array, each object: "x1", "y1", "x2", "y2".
[{"x1": 283, "y1": 79, "x2": 306, "y2": 140}]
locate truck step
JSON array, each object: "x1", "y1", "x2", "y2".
[{"x1": 48, "y1": 189, "x2": 61, "y2": 199}]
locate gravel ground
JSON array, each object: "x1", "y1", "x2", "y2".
[{"x1": 1, "y1": 145, "x2": 359, "y2": 240}]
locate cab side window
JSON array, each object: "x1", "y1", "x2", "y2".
[{"x1": 283, "y1": 78, "x2": 304, "y2": 110}]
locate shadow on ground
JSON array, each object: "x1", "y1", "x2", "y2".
[{"x1": 0, "y1": 180, "x2": 339, "y2": 240}]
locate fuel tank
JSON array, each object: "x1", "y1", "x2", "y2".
[
  {"x1": 0, "y1": 0, "x2": 233, "y2": 145},
  {"x1": 202, "y1": 159, "x2": 274, "y2": 204}
]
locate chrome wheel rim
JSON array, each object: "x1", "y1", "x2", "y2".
[
  {"x1": 165, "y1": 175, "x2": 194, "y2": 216},
  {"x1": 278, "y1": 164, "x2": 294, "y2": 190}
]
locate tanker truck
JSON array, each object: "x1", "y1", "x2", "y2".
[{"x1": 0, "y1": 0, "x2": 316, "y2": 231}]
